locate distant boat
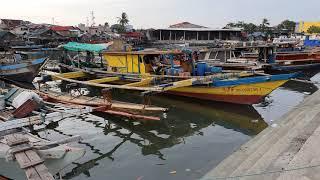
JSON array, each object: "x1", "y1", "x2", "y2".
[{"x1": 0, "y1": 58, "x2": 47, "y2": 83}]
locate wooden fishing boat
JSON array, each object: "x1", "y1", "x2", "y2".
[
  {"x1": 51, "y1": 64, "x2": 297, "y2": 105},
  {"x1": 0, "y1": 58, "x2": 48, "y2": 83},
  {"x1": 44, "y1": 44, "x2": 296, "y2": 105},
  {"x1": 38, "y1": 90, "x2": 167, "y2": 121}
]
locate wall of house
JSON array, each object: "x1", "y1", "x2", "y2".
[{"x1": 296, "y1": 21, "x2": 320, "y2": 34}]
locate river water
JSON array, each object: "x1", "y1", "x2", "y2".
[{"x1": 2, "y1": 74, "x2": 320, "y2": 180}]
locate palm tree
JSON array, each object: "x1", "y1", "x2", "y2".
[
  {"x1": 262, "y1": 18, "x2": 270, "y2": 27},
  {"x1": 117, "y1": 12, "x2": 129, "y2": 27},
  {"x1": 259, "y1": 18, "x2": 270, "y2": 33}
]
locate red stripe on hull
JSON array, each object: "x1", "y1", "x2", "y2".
[{"x1": 166, "y1": 91, "x2": 264, "y2": 105}]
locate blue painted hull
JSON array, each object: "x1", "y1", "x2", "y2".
[{"x1": 0, "y1": 58, "x2": 47, "y2": 83}]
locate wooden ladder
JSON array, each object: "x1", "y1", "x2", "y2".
[{"x1": 5, "y1": 133, "x2": 54, "y2": 180}]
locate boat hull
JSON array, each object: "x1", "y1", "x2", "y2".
[
  {"x1": 167, "y1": 80, "x2": 288, "y2": 105},
  {"x1": 0, "y1": 58, "x2": 46, "y2": 83}
]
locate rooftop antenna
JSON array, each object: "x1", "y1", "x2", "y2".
[
  {"x1": 91, "y1": 11, "x2": 95, "y2": 27},
  {"x1": 86, "y1": 17, "x2": 89, "y2": 27}
]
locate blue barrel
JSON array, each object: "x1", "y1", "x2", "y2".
[{"x1": 197, "y1": 62, "x2": 207, "y2": 76}]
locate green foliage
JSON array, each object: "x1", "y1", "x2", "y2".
[
  {"x1": 307, "y1": 25, "x2": 320, "y2": 34},
  {"x1": 117, "y1": 12, "x2": 129, "y2": 27},
  {"x1": 225, "y1": 18, "x2": 297, "y2": 35},
  {"x1": 277, "y1": 20, "x2": 296, "y2": 33},
  {"x1": 225, "y1": 21, "x2": 257, "y2": 34}
]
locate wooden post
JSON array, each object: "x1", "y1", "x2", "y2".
[
  {"x1": 169, "y1": 31, "x2": 172, "y2": 41},
  {"x1": 208, "y1": 31, "x2": 210, "y2": 40},
  {"x1": 159, "y1": 30, "x2": 162, "y2": 41},
  {"x1": 183, "y1": 31, "x2": 186, "y2": 41},
  {"x1": 219, "y1": 31, "x2": 222, "y2": 40},
  {"x1": 197, "y1": 31, "x2": 199, "y2": 40}
]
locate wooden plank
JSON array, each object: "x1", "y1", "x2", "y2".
[
  {"x1": 51, "y1": 74, "x2": 164, "y2": 92},
  {"x1": 126, "y1": 78, "x2": 154, "y2": 87},
  {"x1": 52, "y1": 71, "x2": 87, "y2": 80},
  {"x1": 86, "y1": 77, "x2": 120, "y2": 84},
  {"x1": 40, "y1": 90, "x2": 168, "y2": 112},
  {"x1": 0, "y1": 116, "x2": 41, "y2": 132},
  {"x1": 4, "y1": 133, "x2": 54, "y2": 180},
  {"x1": 10, "y1": 144, "x2": 33, "y2": 154},
  {"x1": 25, "y1": 151, "x2": 54, "y2": 180}
]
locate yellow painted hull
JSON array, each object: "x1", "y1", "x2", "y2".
[{"x1": 167, "y1": 80, "x2": 288, "y2": 104}]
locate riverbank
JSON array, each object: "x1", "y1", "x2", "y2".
[{"x1": 202, "y1": 88, "x2": 320, "y2": 180}]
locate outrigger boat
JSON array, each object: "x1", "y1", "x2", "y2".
[
  {"x1": 0, "y1": 58, "x2": 48, "y2": 83},
  {"x1": 46, "y1": 45, "x2": 298, "y2": 105}
]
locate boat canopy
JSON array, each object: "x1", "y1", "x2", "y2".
[{"x1": 63, "y1": 42, "x2": 109, "y2": 53}]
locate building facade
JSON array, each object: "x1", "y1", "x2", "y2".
[
  {"x1": 149, "y1": 22, "x2": 242, "y2": 43},
  {"x1": 296, "y1": 21, "x2": 320, "y2": 34}
]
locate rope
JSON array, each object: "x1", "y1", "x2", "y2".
[{"x1": 204, "y1": 163, "x2": 320, "y2": 180}]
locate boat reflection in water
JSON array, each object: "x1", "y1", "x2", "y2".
[{"x1": 53, "y1": 95, "x2": 267, "y2": 179}]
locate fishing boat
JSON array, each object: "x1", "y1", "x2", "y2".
[
  {"x1": 201, "y1": 45, "x2": 320, "y2": 73},
  {"x1": 46, "y1": 47, "x2": 298, "y2": 105},
  {"x1": 38, "y1": 90, "x2": 167, "y2": 121},
  {"x1": 0, "y1": 58, "x2": 48, "y2": 83}
]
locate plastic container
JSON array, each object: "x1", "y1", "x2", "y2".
[
  {"x1": 197, "y1": 62, "x2": 207, "y2": 76},
  {"x1": 207, "y1": 66, "x2": 222, "y2": 73},
  {"x1": 0, "y1": 95, "x2": 5, "y2": 110}
]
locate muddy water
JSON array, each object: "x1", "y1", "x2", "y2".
[{"x1": 1, "y1": 75, "x2": 319, "y2": 180}]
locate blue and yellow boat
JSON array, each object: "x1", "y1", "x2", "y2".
[{"x1": 54, "y1": 43, "x2": 298, "y2": 105}]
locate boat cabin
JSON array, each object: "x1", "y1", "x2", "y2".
[{"x1": 103, "y1": 51, "x2": 195, "y2": 76}]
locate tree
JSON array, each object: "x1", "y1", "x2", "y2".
[
  {"x1": 243, "y1": 23, "x2": 257, "y2": 34},
  {"x1": 117, "y1": 12, "x2": 129, "y2": 27},
  {"x1": 259, "y1": 18, "x2": 270, "y2": 33},
  {"x1": 307, "y1": 26, "x2": 320, "y2": 34},
  {"x1": 225, "y1": 21, "x2": 257, "y2": 34},
  {"x1": 111, "y1": 24, "x2": 125, "y2": 33},
  {"x1": 277, "y1": 20, "x2": 296, "y2": 34}
]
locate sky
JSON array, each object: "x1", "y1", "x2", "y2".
[{"x1": 1, "y1": 0, "x2": 320, "y2": 28}]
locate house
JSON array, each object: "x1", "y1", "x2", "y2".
[
  {"x1": 11, "y1": 24, "x2": 30, "y2": 36},
  {"x1": 28, "y1": 28, "x2": 67, "y2": 45},
  {"x1": 0, "y1": 19, "x2": 30, "y2": 30},
  {"x1": 78, "y1": 24, "x2": 111, "y2": 36},
  {"x1": 0, "y1": 31, "x2": 17, "y2": 49},
  {"x1": 149, "y1": 22, "x2": 242, "y2": 43},
  {"x1": 50, "y1": 26, "x2": 80, "y2": 38},
  {"x1": 169, "y1": 22, "x2": 207, "y2": 28}
]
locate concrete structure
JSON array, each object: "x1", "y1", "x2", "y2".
[
  {"x1": 11, "y1": 25, "x2": 29, "y2": 36},
  {"x1": 296, "y1": 21, "x2": 320, "y2": 34},
  {"x1": 202, "y1": 89, "x2": 320, "y2": 180},
  {"x1": 78, "y1": 23, "x2": 111, "y2": 36},
  {"x1": 149, "y1": 22, "x2": 241, "y2": 43}
]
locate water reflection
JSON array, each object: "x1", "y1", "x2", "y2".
[
  {"x1": 48, "y1": 97, "x2": 267, "y2": 179},
  {"x1": 42, "y1": 78, "x2": 320, "y2": 180}
]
